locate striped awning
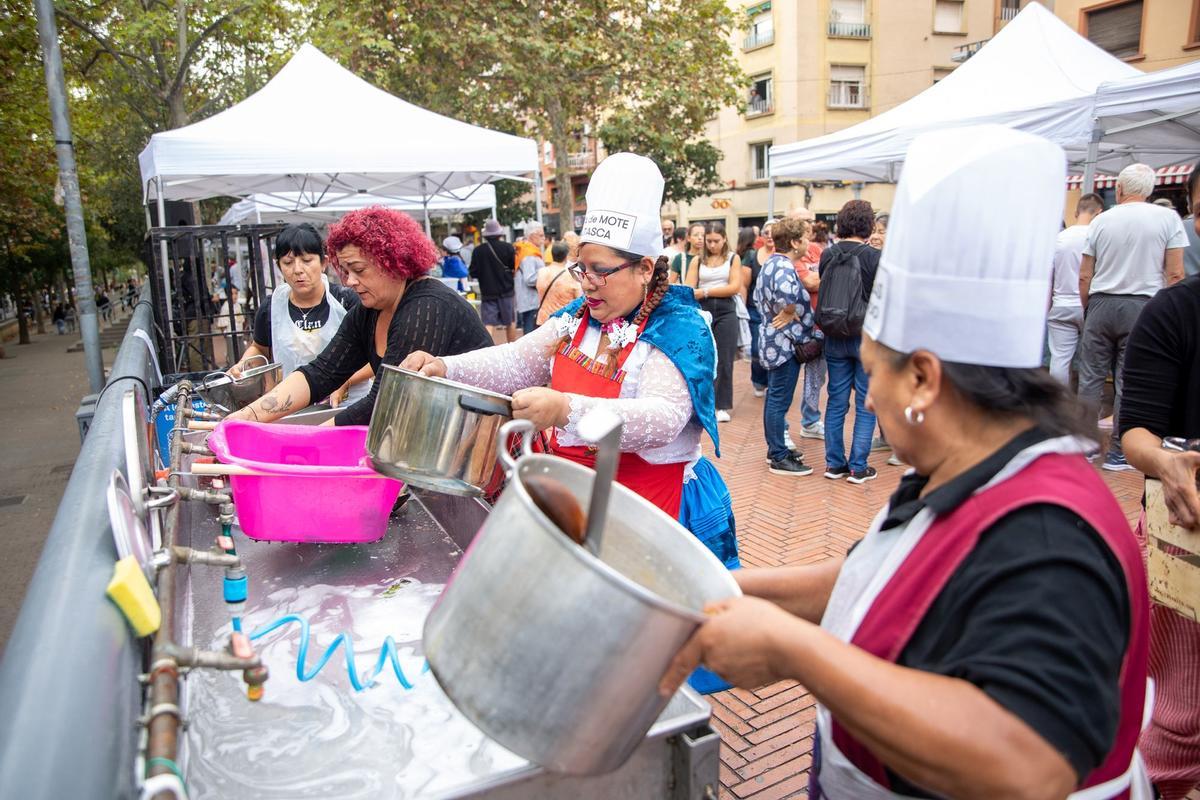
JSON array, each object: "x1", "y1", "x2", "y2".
[{"x1": 1067, "y1": 163, "x2": 1194, "y2": 190}]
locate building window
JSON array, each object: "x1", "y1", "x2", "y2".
[
  {"x1": 746, "y1": 73, "x2": 773, "y2": 117},
  {"x1": 1083, "y1": 0, "x2": 1143, "y2": 59},
  {"x1": 933, "y1": 67, "x2": 953, "y2": 84},
  {"x1": 743, "y1": 3, "x2": 774, "y2": 50},
  {"x1": 998, "y1": 0, "x2": 1021, "y2": 25},
  {"x1": 933, "y1": 0, "x2": 965, "y2": 33},
  {"x1": 829, "y1": 0, "x2": 871, "y2": 38},
  {"x1": 750, "y1": 142, "x2": 771, "y2": 182},
  {"x1": 828, "y1": 65, "x2": 867, "y2": 109},
  {"x1": 1190, "y1": 0, "x2": 1200, "y2": 47}
]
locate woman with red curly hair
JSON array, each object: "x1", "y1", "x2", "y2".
[{"x1": 230, "y1": 206, "x2": 491, "y2": 426}]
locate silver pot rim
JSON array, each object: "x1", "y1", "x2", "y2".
[
  {"x1": 380, "y1": 363, "x2": 512, "y2": 405},
  {"x1": 508, "y1": 453, "x2": 728, "y2": 624}
]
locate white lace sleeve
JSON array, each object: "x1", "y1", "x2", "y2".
[
  {"x1": 443, "y1": 321, "x2": 558, "y2": 394},
  {"x1": 563, "y1": 347, "x2": 692, "y2": 451}
]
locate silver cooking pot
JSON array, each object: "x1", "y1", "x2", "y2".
[
  {"x1": 365, "y1": 365, "x2": 512, "y2": 496},
  {"x1": 423, "y1": 419, "x2": 741, "y2": 775},
  {"x1": 198, "y1": 355, "x2": 282, "y2": 412}
]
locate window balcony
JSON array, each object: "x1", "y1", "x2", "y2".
[
  {"x1": 950, "y1": 38, "x2": 988, "y2": 62},
  {"x1": 828, "y1": 20, "x2": 871, "y2": 38},
  {"x1": 743, "y1": 29, "x2": 774, "y2": 50},
  {"x1": 745, "y1": 97, "x2": 774, "y2": 117},
  {"x1": 566, "y1": 151, "x2": 596, "y2": 172},
  {"x1": 827, "y1": 84, "x2": 868, "y2": 109}
]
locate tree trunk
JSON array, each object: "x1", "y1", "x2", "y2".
[
  {"x1": 34, "y1": 295, "x2": 46, "y2": 334},
  {"x1": 17, "y1": 286, "x2": 31, "y2": 345},
  {"x1": 547, "y1": 95, "x2": 575, "y2": 236}
]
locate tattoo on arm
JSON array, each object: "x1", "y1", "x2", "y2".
[{"x1": 261, "y1": 395, "x2": 279, "y2": 412}]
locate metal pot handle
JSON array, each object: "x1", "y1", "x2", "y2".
[
  {"x1": 240, "y1": 353, "x2": 269, "y2": 371},
  {"x1": 458, "y1": 394, "x2": 513, "y2": 418},
  {"x1": 497, "y1": 419, "x2": 536, "y2": 475}
]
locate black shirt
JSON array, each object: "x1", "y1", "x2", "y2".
[
  {"x1": 741, "y1": 248, "x2": 762, "y2": 312},
  {"x1": 251, "y1": 284, "x2": 360, "y2": 351},
  {"x1": 297, "y1": 278, "x2": 492, "y2": 426},
  {"x1": 864, "y1": 428, "x2": 1129, "y2": 795},
  {"x1": 1118, "y1": 275, "x2": 1200, "y2": 441},
  {"x1": 817, "y1": 241, "x2": 880, "y2": 303},
  {"x1": 469, "y1": 237, "x2": 516, "y2": 298}
]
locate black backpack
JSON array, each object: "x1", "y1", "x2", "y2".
[{"x1": 815, "y1": 243, "x2": 869, "y2": 338}]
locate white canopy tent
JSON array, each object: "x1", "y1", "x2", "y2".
[
  {"x1": 1073, "y1": 60, "x2": 1200, "y2": 188},
  {"x1": 139, "y1": 44, "x2": 539, "y2": 225},
  {"x1": 766, "y1": 3, "x2": 1139, "y2": 207},
  {"x1": 217, "y1": 184, "x2": 498, "y2": 227}
]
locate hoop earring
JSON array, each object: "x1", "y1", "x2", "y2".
[{"x1": 904, "y1": 406, "x2": 925, "y2": 426}]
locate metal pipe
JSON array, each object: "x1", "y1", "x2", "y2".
[
  {"x1": 172, "y1": 546, "x2": 241, "y2": 568},
  {"x1": 158, "y1": 642, "x2": 261, "y2": 672},
  {"x1": 767, "y1": 176, "x2": 776, "y2": 221},
  {"x1": 33, "y1": 0, "x2": 104, "y2": 393},
  {"x1": 157, "y1": 181, "x2": 174, "y2": 343},
  {"x1": 1082, "y1": 123, "x2": 1102, "y2": 195}
]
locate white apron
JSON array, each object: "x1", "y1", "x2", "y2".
[
  {"x1": 270, "y1": 278, "x2": 370, "y2": 404},
  {"x1": 814, "y1": 436, "x2": 1153, "y2": 800}
]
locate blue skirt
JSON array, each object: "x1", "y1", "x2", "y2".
[{"x1": 679, "y1": 456, "x2": 739, "y2": 694}]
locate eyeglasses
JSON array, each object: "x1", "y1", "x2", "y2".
[{"x1": 567, "y1": 260, "x2": 637, "y2": 287}]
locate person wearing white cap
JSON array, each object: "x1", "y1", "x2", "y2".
[
  {"x1": 661, "y1": 126, "x2": 1151, "y2": 799},
  {"x1": 403, "y1": 152, "x2": 740, "y2": 572},
  {"x1": 439, "y1": 235, "x2": 469, "y2": 292}
]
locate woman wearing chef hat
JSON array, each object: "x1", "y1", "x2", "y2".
[
  {"x1": 404, "y1": 153, "x2": 738, "y2": 567},
  {"x1": 661, "y1": 127, "x2": 1152, "y2": 799}
]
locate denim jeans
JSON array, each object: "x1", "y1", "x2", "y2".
[
  {"x1": 823, "y1": 336, "x2": 875, "y2": 472},
  {"x1": 747, "y1": 306, "x2": 768, "y2": 389},
  {"x1": 763, "y1": 357, "x2": 801, "y2": 462}
]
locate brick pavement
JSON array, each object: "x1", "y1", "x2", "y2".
[{"x1": 703, "y1": 360, "x2": 1146, "y2": 800}]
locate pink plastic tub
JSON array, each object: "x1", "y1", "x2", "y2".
[{"x1": 207, "y1": 420, "x2": 404, "y2": 543}]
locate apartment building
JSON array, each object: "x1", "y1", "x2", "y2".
[{"x1": 672, "y1": 0, "x2": 1197, "y2": 232}]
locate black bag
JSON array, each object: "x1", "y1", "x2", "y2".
[
  {"x1": 794, "y1": 336, "x2": 824, "y2": 364},
  {"x1": 814, "y1": 243, "x2": 868, "y2": 339}
]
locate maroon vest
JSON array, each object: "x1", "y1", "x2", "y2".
[{"x1": 831, "y1": 453, "x2": 1149, "y2": 797}]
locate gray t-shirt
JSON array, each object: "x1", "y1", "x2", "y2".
[
  {"x1": 515, "y1": 255, "x2": 544, "y2": 313},
  {"x1": 1083, "y1": 201, "x2": 1188, "y2": 297},
  {"x1": 1184, "y1": 216, "x2": 1199, "y2": 278}
]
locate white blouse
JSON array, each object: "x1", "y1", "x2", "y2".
[
  {"x1": 443, "y1": 319, "x2": 701, "y2": 465},
  {"x1": 696, "y1": 255, "x2": 733, "y2": 291}
]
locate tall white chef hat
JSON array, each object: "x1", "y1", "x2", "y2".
[
  {"x1": 863, "y1": 125, "x2": 1065, "y2": 368},
  {"x1": 579, "y1": 153, "x2": 665, "y2": 258}
]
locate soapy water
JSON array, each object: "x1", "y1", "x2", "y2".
[{"x1": 183, "y1": 577, "x2": 528, "y2": 799}]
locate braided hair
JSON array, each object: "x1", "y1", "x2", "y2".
[{"x1": 556, "y1": 249, "x2": 671, "y2": 379}]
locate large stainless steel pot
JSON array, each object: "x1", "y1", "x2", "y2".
[
  {"x1": 198, "y1": 355, "x2": 282, "y2": 412},
  {"x1": 365, "y1": 364, "x2": 512, "y2": 496},
  {"x1": 423, "y1": 419, "x2": 741, "y2": 776}
]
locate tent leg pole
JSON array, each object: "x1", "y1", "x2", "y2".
[
  {"x1": 534, "y1": 172, "x2": 544, "y2": 225},
  {"x1": 767, "y1": 177, "x2": 776, "y2": 221},
  {"x1": 1082, "y1": 123, "x2": 1101, "y2": 194},
  {"x1": 157, "y1": 178, "x2": 174, "y2": 341}
]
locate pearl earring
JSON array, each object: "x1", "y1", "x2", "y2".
[{"x1": 904, "y1": 406, "x2": 925, "y2": 425}]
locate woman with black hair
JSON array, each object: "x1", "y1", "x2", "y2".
[
  {"x1": 738, "y1": 226, "x2": 769, "y2": 396},
  {"x1": 231, "y1": 223, "x2": 372, "y2": 406},
  {"x1": 663, "y1": 127, "x2": 1150, "y2": 800},
  {"x1": 686, "y1": 221, "x2": 743, "y2": 422}
]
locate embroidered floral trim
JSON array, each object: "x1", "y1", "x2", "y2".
[
  {"x1": 601, "y1": 317, "x2": 639, "y2": 350},
  {"x1": 554, "y1": 314, "x2": 582, "y2": 339}
]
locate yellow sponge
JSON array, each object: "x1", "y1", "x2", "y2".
[{"x1": 106, "y1": 556, "x2": 161, "y2": 637}]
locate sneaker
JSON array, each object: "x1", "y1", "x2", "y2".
[
  {"x1": 752, "y1": 386, "x2": 766, "y2": 398},
  {"x1": 783, "y1": 430, "x2": 797, "y2": 450},
  {"x1": 765, "y1": 448, "x2": 804, "y2": 464},
  {"x1": 1102, "y1": 452, "x2": 1135, "y2": 472},
  {"x1": 769, "y1": 455, "x2": 814, "y2": 476},
  {"x1": 870, "y1": 437, "x2": 891, "y2": 452},
  {"x1": 800, "y1": 422, "x2": 825, "y2": 440},
  {"x1": 886, "y1": 454, "x2": 906, "y2": 467},
  {"x1": 716, "y1": 410, "x2": 731, "y2": 423},
  {"x1": 824, "y1": 465, "x2": 851, "y2": 480},
  {"x1": 847, "y1": 466, "x2": 878, "y2": 484}
]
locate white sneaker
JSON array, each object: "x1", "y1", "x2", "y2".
[
  {"x1": 716, "y1": 410, "x2": 731, "y2": 423},
  {"x1": 800, "y1": 422, "x2": 825, "y2": 440},
  {"x1": 887, "y1": 454, "x2": 906, "y2": 467},
  {"x1": 752, "y1": 386, "x2": 766, "y2": 398},
  {"x1": 783, "y1": 430, "x2": 797, "y2": 450}
]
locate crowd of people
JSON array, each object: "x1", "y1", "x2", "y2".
[{"x1": 194, "y1": 138, "x2": 1200, "y2": 799}]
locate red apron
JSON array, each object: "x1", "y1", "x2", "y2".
[{"x1": 549, "y1": 313, "x2": 685, "y2": 518}]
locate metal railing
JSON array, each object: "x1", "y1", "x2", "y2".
[
  {"x1": 745, "y1": 96, "x2": 774, "y2": 116},
  {"x1": 951, "y1": 38, "x2": 989, "y2": 62},
  {"x1": 827, "y1": 83, "x2": 868, "y2": 109},
  {"x1": 742, "y1": 28, "x2": 774, "y2": 49},
  {"x1": 0, "y1": 287, "x2": 158, "y2": 798},
  {"x1": 566, "y1": 151, "x2": 596, "y2": 172},
  {"x1": 1000, "y1": 4, "x2": 1019, "y2": 22},
  {"x1": 828, "y1": 20, "x2": 871, "y2": 38}
]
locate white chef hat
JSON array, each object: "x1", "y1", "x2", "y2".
[
  {"x1": 579, "y1": 153, "x2": 665, "y2": 258},
  {"x1": 863, "y1": 125, "x2": 1065, "y2": 368}
]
